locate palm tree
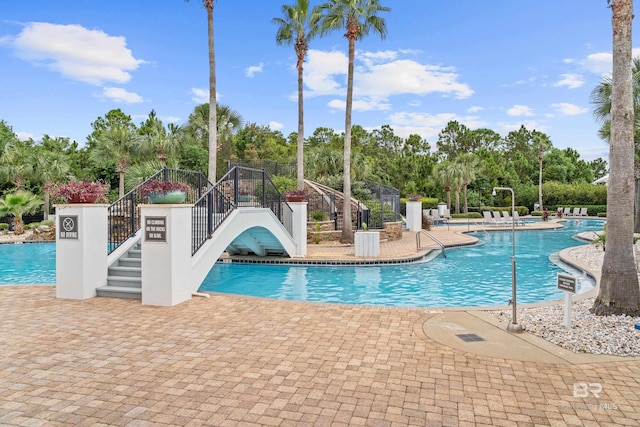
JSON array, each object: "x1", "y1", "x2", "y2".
[
  {"x1": 0, "y1": 139, "x2": 34, "y2": 191},
  {"x1": 533, "y1": 132, "x2": 551, "y2": 211},
  {"x1": 455, "y1": 154, "x2": 479, "y2": 213},
  {"x1": 318, "y1": 0, "x2": 390, "y2": 243},
  {"x1": 432, "y1": 161, "x2": 456, "y2": 212},
  {"x1": 590, "y1": 57, "x2": 640, "y2": 232},
  {"x1": 34, "y1": 150, "x2": 72, "y2": 220},
  {"x1": 90, "y1": 126, "x2": 141, "y2": 198},
  {"x1": 0, "y1": 191, "x2": 42, "y2": 235},
  {"x1": 185, "y1": 0, "x2": 218, "y2": 182},
  {"x1": 273, "y1": 0, "x2": 322, "y2": 191},
  {"x1": 592, "y1": 0, "x2": 640, "y2": 316}
]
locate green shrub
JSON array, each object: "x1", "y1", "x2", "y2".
[
  {"x1": 0, "y1": 223, "x2": 8, "y2": 231},
  {"x1": 597, "y1": 212, "x2": 607, "y2": 217},
  {"x1": 310, "y1": 210, "x2": 326, "y2": 221},
  {"x1": 450, "y1": 212, "x2": 482, "y2": 219},
  {"x1": 531, "y1": 210, "x2": 542, "y2": 216},
  {"x1": 41, "y1": 219, "x2": 55, "y2": 226},
  {"x1": 25, "y1": 222, "x2": 40, "y2": 230}
]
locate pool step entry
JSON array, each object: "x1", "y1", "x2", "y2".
[{"x1": 96, "y1": 242, "x2": 142, "y2": 300}]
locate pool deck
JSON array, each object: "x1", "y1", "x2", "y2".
[{"x1": 2, "y1": 218, "x2": 639, "y2": 426}]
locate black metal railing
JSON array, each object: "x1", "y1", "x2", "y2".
[
  {"x1": 108, "y1": 167, "x2": 209, "y2": 255},
  {"x1": 354, "y1": 180, "x2": 401, "y2": 230},
  {"x1": 228, "y1": 159, "x2": 296, "y2": 178},
  {"x1": 306, "y1": 193, "x2": 336, "y2": 226},
  {"x1": 191, "y1": 166, "x2": 293, "y2": 255}
]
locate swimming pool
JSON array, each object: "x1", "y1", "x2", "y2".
[
  {"x1": 0, "y1": 242, "x2": 56, "y2": 284},
  {"x1": 0, "y1": 220, "x2": 604, "y2": 307},
  {"x1": 198, "y1": 220, "x2": 605, "y2": 307}
]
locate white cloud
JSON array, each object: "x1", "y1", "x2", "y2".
[
  {"x1": 246, "y1": 62, "x2": 264, "y2": 78},
  {"x1": 551, "y1": 103, "x2": 588, "y2": 116},
  {"x1": 389, "y1": 111, "x2": 487, "y2": 140},
  {"x1": 582, "y1": 52, "x2": 612, "y2": 74},
  {"x1": 191, "y1": 88, "x2": 209, "y2": 104},
  {"x1": 102, "y1": 87, "x2": 143, "y2": 104},
  {"x1": 356, "y1": 59, "x2": 474, "y2": 100},
  {"x1": 327, "y1": 98, "x2": 391, "y2": 112},
  {"x1": 9, "y1": 22, "x2": 144, "y2": 85},
  {"x1": 304, "y1": 49, "x2": 474, "y2": 101},
  {"x1": 553, "y1": 73, "x2": 584, "y2": 89},
  {"x1": 15, "y1": 131, "x2": 35, "y2": 141},
  {"x1": 162, "y1": 116, "x2": 181, "y2": 123},
  {"x1": 468, "y1": 106, "x2": 484, "y2": 113},
  {"x1": 497, "y1": 120, "x2": 546, "y2": 134},
  {"x1": 304, "y1": 49, "x2": 348, "y2": 96},
  {"x1": 268, "y1": 121, "x2": 284, "y2": 130},
  {"x1": 507, "y1": 105, "x2": 534, "y2": 116}
]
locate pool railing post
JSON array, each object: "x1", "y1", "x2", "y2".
[{"x1": 492, "y1": 186, "x2": 523, "y2": 333}]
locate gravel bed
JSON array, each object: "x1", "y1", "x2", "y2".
[{"x1": 489, "y1": 243, "x2": 640, "y2": 357}]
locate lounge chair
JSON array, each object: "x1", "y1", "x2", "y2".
[
  {"x1": 483, "y1": 211, "x2": 496, "y2": 225},
  {"x1": 579, "y1": 207, "x2": 588, "y2": 216},
  {"x1": 501, "y1": 210, "x2": 514, "y2": 224},
  {"x1": 512, "y1": 210, "x2": 525, "y2": 226},
  {"x1": 572, "y1": 207, "x2": 580, "y2": 217},
  {"x1": 564, "y1": 207, "x2": 572, "y2": 217},
  {"x1": 492, "y1": 211, "x2": 507, "y2": 224}
]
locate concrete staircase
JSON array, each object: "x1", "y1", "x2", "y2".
[{"x1": 96, "y1": 241, "x2": 142, "y2": 299}]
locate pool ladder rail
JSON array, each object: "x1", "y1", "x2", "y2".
[{"x1": 416, "y1": 230, "x2": 446, "y2": 258}]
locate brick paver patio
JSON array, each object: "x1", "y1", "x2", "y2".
[{"x1": 1, "y1": 285, "x2": 638, "y2": 426}]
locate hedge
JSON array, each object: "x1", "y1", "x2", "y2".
[
  {"x1": 0, "y1": 223, "x2": 8, "y2": 231},
  {"x1": 451, "y1": 212, "x2": 483, "y2": 219}
]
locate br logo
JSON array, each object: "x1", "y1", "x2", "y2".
[{"x1": 573, "y1": 382, "x2": 602, "y2": 398}]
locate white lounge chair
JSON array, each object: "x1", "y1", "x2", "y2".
[
  {"x1": 572, "y1": 207, "x2": 580, "y2": 216},
  {"x1": 483, "y1": 211, "x2": 495, "y2": 225},
  {"x1": 512, "y1": 210, "x2": 525, "y2": 226},
  {"x1": 564, "y1": 207, "x2": 572, "y2": 217},
  {"x1": 492, "y1": 211, "x2": 507, "y2": 224},
  {"x1": 579, "y1": 207, "x2": 588, "y2": 216}
]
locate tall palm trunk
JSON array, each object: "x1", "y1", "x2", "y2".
[
  {"x1": 341, "y1": 21, "x2": 356, "y2": 244},
  {"x1": 538, "y1": 144, "x2": 543, "y2": 210},
  {"x1": 206, "y1": 1, "x2": 218, "y2": 183},
  {"x1": 592, "y1": 0, "x2": 640, "y2": 316},
  {"x1": 296, "y1": 43, "x2": 305, "y2": 190}
]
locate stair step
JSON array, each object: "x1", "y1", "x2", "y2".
[
  {"x1": 118, "y1": 257, "x2": 141, "y2": 268},
  {"x1": 96, "y1": 286, "x2": 141, "y2": 300},
  {"x1": 108, "y1": 266, "x2": 141, "y2": 277},
  {"x1": 107, "y1": 276, "x2": 142, "y2": 288}
]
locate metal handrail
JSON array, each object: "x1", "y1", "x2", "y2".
[
  {"x1": 108, "y1": 167, "x2": 210, "y2": 255},
  {"x1": 416, "y1": 229, "x2": 446, "y2": 258},
  {"x1": 191, "y1": 166, "x2": 294, "y2": 255}
]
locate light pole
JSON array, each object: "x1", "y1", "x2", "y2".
[{"x1": 492, "y1": 186, "x2": 523, "y2": 333}]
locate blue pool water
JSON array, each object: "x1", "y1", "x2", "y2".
[
  {"x1": 199, "y1": 219, "x2": 605, "y2": 307},
  {"x1": 0, "y1": 243, "x2": 56, "y2": 284},
  {"x1": 0, "y1": 220, "x2": 605, "y2": 307}
]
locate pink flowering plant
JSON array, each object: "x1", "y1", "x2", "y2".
[
  {"x1": 406, "y1": 194, "x2": 423, "y2": 201},
  {"x1": 284, "y1": 189, "x2": 307, "y2": 201},
  {"x1": 54, "y1": 180, "x2": 110, "y2": 203},
  {"x1": 139, "y1": 180, "x2": 190, "y2": 198}
]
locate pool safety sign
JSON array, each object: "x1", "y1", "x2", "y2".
[
  {"x1": 58, "y1": 215, "x2": 78, "y2": 239},
  {"x1": 145, "y1": 216, "x2": 167, "y2": 242},
  {"x1": 557, "y1": 273, "x2": 577, "y2": 294}
]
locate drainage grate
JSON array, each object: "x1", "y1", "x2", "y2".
[{"x1": 456, "y1": 333, "x2": 485, "y2": 342}]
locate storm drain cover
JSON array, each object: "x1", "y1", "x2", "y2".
[{"x1": 456, "y1": 333, "x2": 485, "y2": 342}]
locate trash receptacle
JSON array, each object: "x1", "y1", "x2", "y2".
[
  {"x1": 437, "y1": 202, "x2": 447, "y2": 217},
  {"x1": 534, "y1": 203, "x2": 540, "y2": 212}
]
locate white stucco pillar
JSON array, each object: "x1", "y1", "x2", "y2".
[
  {"x1": 288, "y1": 201, "x2": 307, "y2": 257},
  {"x1": 406, "y1": 201, "x2": 422, "y2": 231},
  {"x1": 55, "y1": 204, "x2": 109, "y2": 299},
  {"x1": 140, "y1": 204, "x2": 193, "y2": 306}
]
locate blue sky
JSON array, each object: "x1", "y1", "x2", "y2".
[{"x1": 0, "y1": 1, "x2": 630, "y2": 163}]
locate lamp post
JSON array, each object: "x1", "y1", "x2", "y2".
[{"x1": 492, "y1": 186, "x2": 523, "y2": 333}]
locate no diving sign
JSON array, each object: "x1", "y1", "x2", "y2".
[{"x1": 58, "y1": 215, "x2": 78, "y2": 239}]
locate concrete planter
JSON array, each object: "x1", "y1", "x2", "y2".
[{"x1": 355, "y1": 231, "x2": 380, "y2": 257}]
